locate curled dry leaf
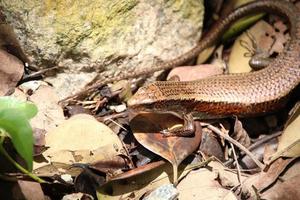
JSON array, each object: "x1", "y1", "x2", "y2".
[
  {"x1": 0, "y1": 49, "x2": 24, "y2": 95},
  {"x1": 97, "y1": 162, "x2": 173, "y2": 200},
  {"x1": 130, "y1": 113, "x2": 202, "y2": 184},
  {"x1": 97, "y1": 160, "x2": 213, "y2": 200}
]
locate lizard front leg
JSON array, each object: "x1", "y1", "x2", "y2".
[{"x1": 160, "y1": 113, "x2": 195, "y2": 137}]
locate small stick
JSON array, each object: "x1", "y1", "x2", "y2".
[
  {"x1": 22, "y1": 66, "x2": 59, "y2": 81},
  {"x1": 230, "y1": 143, "x2": 242, "y2": 185}
]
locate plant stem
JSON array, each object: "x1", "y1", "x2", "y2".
[{"x1": 0, "y1": 136, "x2": 45, "y2": 183}]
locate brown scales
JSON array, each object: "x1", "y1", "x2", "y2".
[{"x1": 128, "y1": 0, "x2": 300, "y2": 117}]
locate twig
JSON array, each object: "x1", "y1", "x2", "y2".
[
  {"x1": 201, "y1": 122, "x2": 265, "y2": 170},
  {"x1": 230, "y1": 143, "x2": 242, "y2": 185},
  {"x1": 220, "y1": 124, "x2": 242, "y2": 184},
  {"x1": 21, "y1": 66, "x2": 59, "y2": 82},
  {"x1": 97, "y1": 112, "x2": 128, "y2": 123},
  {"x1": 248, "y1": 131, "x2": 282, "y2": 152},
  {"x1": 104, "y1": 118, "x2": 128, "y2": 132}
]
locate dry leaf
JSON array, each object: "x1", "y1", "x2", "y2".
[
  {"x1": 199, "y1": 129, "x2": 224, "y2": 161},
  {"x1": 12, "y1": 180, "x2": 44, "y2": 200},
  {"x1": 232, "y1": 118, "x2": 251, "y2": 147},
  {"x1": 45, "y1": 114, "x2": 121, "y2": 152},
  {"x1": 34, "y1": 114, "x2": 124, "y2": 170},
  {"x1": 177, "y1": 161, "x2": 239, "y2": 200},
  {"x1": 0, "y1": 19, "x2": 29, "y2": 64},
  {"x1": 167, "y1": 64, "x2": 223, "y2": 81},
  {"x1": 196, "y1": 45, "x2": 216, "y2": 64},
  {"x1": 130, "y1": 113, "x2": 202, "y2": 184},
  {"x1": 97, "y1": 162, "x2": 174, "y2": 200},
  {"x1": 242, "y1": 157, "x2": 296, "y2": 198},
  {"x1": 19, "y1": 84, "x2": 65, "y2": 132},
  {"x1": 228, "y1": 20, "x2": 277, "y2": 73},
  {"x1": 0, "y1": 49, "x2": 24, "y2": 95},
  {"x1": 262, "y1": 174, "x2": 300, "y2": 200},
  {"x1": 97, "y1": 160, "x2": 214, "y2": 200},
  {"x1": 33, "y1": 162, "x2": 82, "y2": 177},
  {"x1": 269, "y1": 111, "x2": 300, "y2": 163}
]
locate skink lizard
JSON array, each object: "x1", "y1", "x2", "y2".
[{"x1": 127, "y1": 0, "x2": 300, "y2": 136}]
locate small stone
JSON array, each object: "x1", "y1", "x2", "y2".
[{"x1": 144, "y1": 184, "x2": 179, "y2": 200}]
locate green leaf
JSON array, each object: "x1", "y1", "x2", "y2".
[
  {"x1": 0, "y1": 108, "x2": 33, "y2": 171},
  {"x1": 0, "y1": 97, "x2": 38, "y2": 119},
  {"x1": 222, "y1": 13, "x2": 264, "y2": 42}
]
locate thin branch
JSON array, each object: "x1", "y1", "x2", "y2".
[{"x1": 201, "y1": 122, "x2": 265, "y2": 170}]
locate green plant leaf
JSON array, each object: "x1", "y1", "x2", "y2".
[
  {"x1": 222, "y1": 13, "x2": 264, "y2": 42},
  {"x1": 0, "y1": 97, "x2": 37, "y2": 119},
  {"x1": 0, "y1": 108, "x2": 33, "y2": 170}
]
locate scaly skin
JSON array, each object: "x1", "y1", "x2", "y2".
[{"x1": 128, "y1": 0, "x2": 300, "y2": 119}]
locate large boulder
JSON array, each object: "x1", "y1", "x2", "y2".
[{"x1": 1, "y1": 0, "x2": 204, "y2": 98}]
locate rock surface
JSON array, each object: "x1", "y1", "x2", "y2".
[{"x1": 1, "y1": 0, "x2": 204, "y2": 98}]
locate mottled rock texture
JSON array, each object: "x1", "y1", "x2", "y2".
[{"x1": 1, "y1": 0, "x2": 204, "y2": 98}]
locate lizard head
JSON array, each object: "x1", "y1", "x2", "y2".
[{"x1": 127, "y1": 82, "x2": 165, "y2": 112}]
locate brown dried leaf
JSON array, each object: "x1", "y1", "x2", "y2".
[
  {"x1": 232, "y1": 118, "x2": 251, "y2": 148},
  {"x1": 167, "y1": 64, "x2": 223, "y2": 81},
  {"x1": 97, "y1": 162, "x2": 173, "y2": 199},
  {"x1": 177, "y1": 161, "x2": 239, "y2": 200},
  {"x1": 199, "y1": 129, "x2": 225, "y2": 161},
  {"x1": 242, "y1": 157, "x2": 296, "y2": 197},
  {"x1": 97, "y1": 160, "x2": 214, "y2": 200},
  {"x1": 0, "y1": 17, "x2": 29, "y2": 64},
  {"x1": 270, "y1": 20, "x2": 288, "y2": 54},
  {"x1": 262, "y1": 174, "x2": 300, "y2": 200},
  {"x1": 33, "y1": 128, "x2": 46, "y2": 156},
  {"x1": 0, "y1": 49, "x2": 24, "y2": 95},
  {"x1": 196, "y1": 45, "x2": 216, "y2": 64},
  {"x1": 130, "y1": 113, "x2": 202, "y2": 183},
  {"x1": 12, "y1": 180, "x2": 44, "y2": 200},
  {"x1": 33, "y1": 162, "x2": 82, "y2": 177},
  {"x1": 10, "y1": 84, "x2": 66, "y2": 132},
  {"x1": 34, "y1": 114, "x2": 125, "y2": 170},
  {"x1": 110, "y1": 160, "x2": 166, "y2": 181}
]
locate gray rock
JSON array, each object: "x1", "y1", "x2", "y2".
[
  {"x1": 1, "y1": 0, "x2": 204, "y2": 98},
  {"x1": 144, "y1": 184, "x2": 179, "y2": 200}
]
